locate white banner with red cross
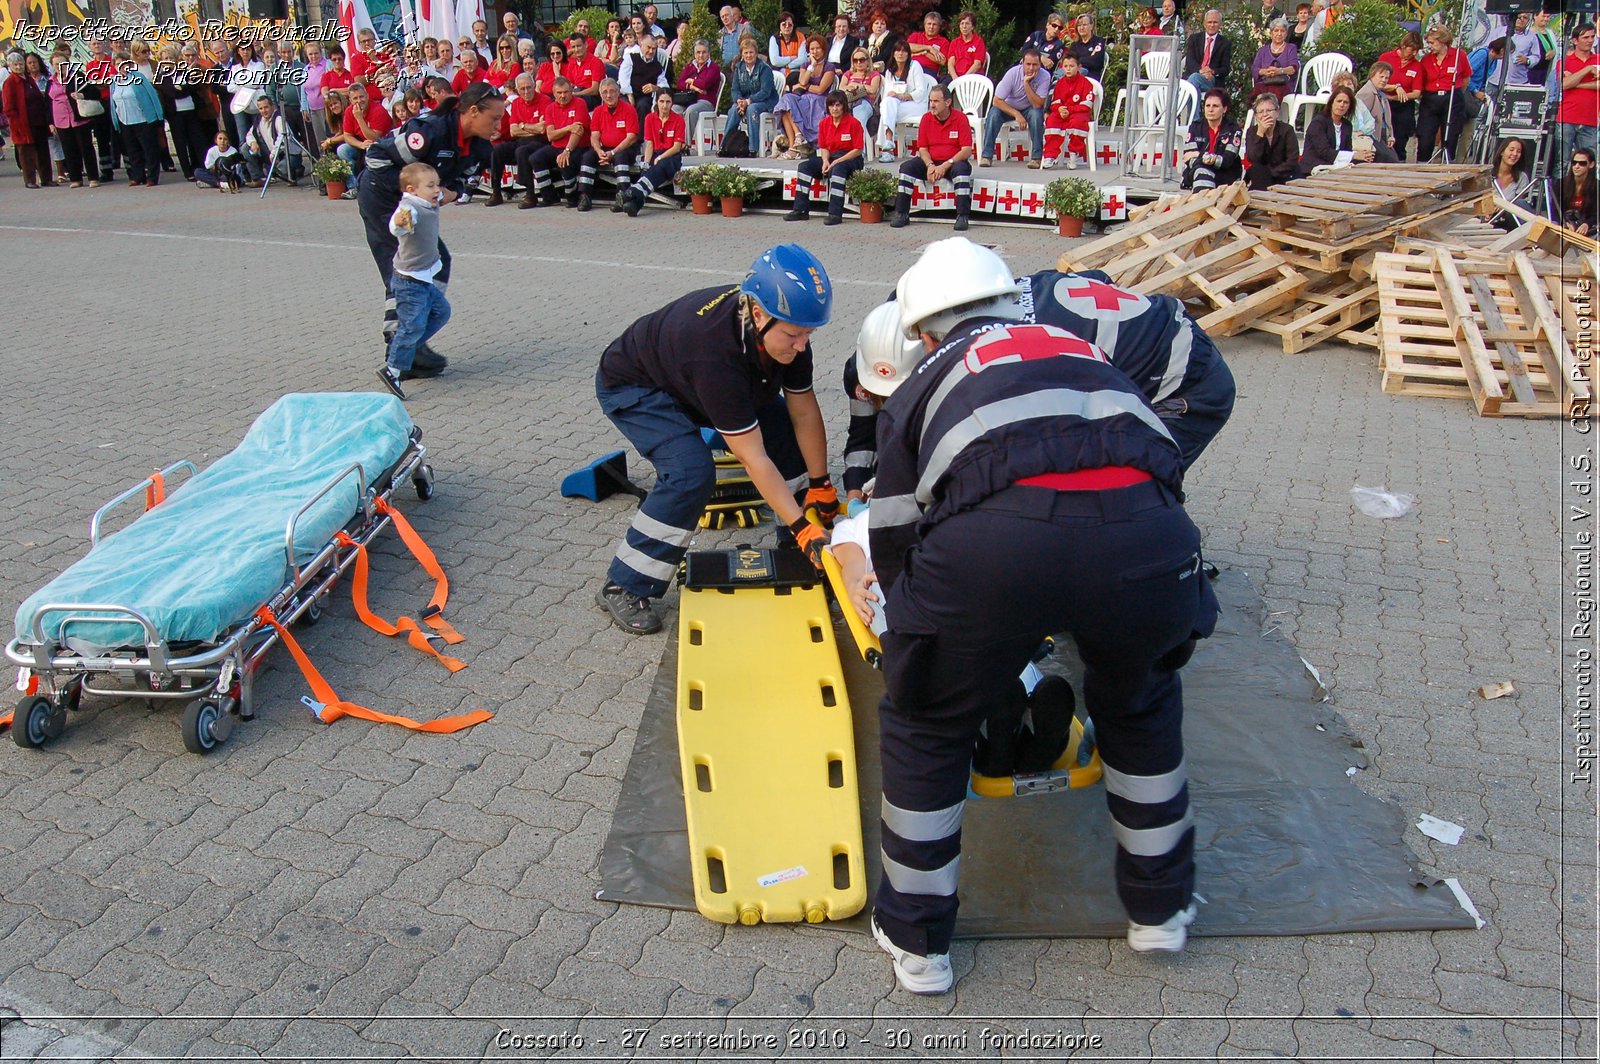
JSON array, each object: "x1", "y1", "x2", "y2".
[
  {"x1": 971, "y1": 178, "x2": 999, "y2": 215},
  {"x1": 993, "y1": 182, "x2": 1023, "y2": 217},
  {"x1": 1099, "y1": 185, "x2": 1128, "y2": 221}
]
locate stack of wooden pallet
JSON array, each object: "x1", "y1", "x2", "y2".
[{"x1": 1058, "y1": 164, "x2": 1595, "y2": 419}]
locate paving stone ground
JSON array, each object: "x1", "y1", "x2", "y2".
[{"x1": 0, "y1": 175, "x2": 1594, "y2": 1062}]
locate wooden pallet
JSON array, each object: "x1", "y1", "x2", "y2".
[
  {"x1": 1251, "y1": 190, "x2": 1492, "y2": 273},
  {"x1": 1377, "y1": 249, "x2": 1590, "y2": 417},
  {"x1": 1060, "y1": 185, "x2": 1306, "y2": 336},
  {"x1": 1252, "y1": 272, "x2": 1380, "y2": 354},
  {"x1": 1246, "y1": 164, "x2": 1492, "y2": 241},
  {"x1": 1125, "y1": 183, "x2": 1250, "y2": 223}
]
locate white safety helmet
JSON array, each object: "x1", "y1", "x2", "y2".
[
  {"x1": 895, "y1": 237, "x2": 1023, "y2": 341},
  {"x1": 854, "y1": 302, "x2": 926, "y2": 398}
]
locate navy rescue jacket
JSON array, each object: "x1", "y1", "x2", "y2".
[
  {"x1": 867, "y1": 318, "x2": 1183, "y2": 594},
  {"x1": 364, "y1": 102, "x2": 493, "y2": 200}
]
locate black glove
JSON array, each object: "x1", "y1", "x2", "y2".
[{"x1": 803, "y1": 475, "x2": 839, "y2": 528}]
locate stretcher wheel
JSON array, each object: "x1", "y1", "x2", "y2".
[
  {"x1": 299, "y1": 592, "x2": 327, "y2": 627},
  {"x1": 181, "y1": 699, "x2": 226, "y2": 755},
  {"x1": 413, "y1": 464, "x2": 435, "y2": 501},
  {"x1": 12, "y1": 696, "x2": 60, "y2": 750}
]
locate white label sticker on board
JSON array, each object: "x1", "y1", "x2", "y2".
[{"x1": 757, "y1": 865, "x2": 808, "y2": 888}]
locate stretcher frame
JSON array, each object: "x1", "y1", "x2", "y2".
[{"x1": 6, "y1": 433, "x2": 435, "y2": 754}]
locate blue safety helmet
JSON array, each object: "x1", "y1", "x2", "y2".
[{"x1": 740, "y1": 244, "x2": 832, "y2": 328}]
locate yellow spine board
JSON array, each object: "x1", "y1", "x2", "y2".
[{"x1": 676, "y1": 583, "x2": 867, "y2": 925}]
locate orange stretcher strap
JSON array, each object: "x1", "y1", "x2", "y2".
[
  {"x1": 374, "y1": 497, "x2": 465, "y2": 645},
  {"x1": 144, "y1": 471, "x2": 166, "y2": 511},
  {"x1": 256, "y1": 607, "x2": 490, "y2": 734},
  {"x1": 0, "y1": 710, "x2": 12, "y2": 733},
  {"x1": 335, "y1": 531, "x2": 467, "y2": 673}
]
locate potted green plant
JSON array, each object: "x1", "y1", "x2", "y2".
[
  {"x1": 845, "y1": 167, "x2": 897, "y2": 224},
  {"x1": 709, "y1": 166, "x2": 762, "y2": 218},
  {"x1": 313, "y1": 154, "x2": 353, "y2": 200},
  {"x1": 680, "y1": 164, "x2": 716, "y2": 214},
  {"x1": 1043, "y1": 175, "x2": 1100, "y2": 237}
]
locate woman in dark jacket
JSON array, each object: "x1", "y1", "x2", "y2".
[
  {"x1": 1244, "y1": 91, "x2": 1298, "y2": 189},
  {"x1": 1179, "y1": 87, "x2": 1242, "y2": 190},
  {"x1": 1297, "y1": 85, "x2": 1372, "y2": 176},
  {"x1": 1556, "y1": 148, "x2": 1600, "y2": 237},
  {"x1": 156, "y1": 43, "x2": 208, "y2": 181}
]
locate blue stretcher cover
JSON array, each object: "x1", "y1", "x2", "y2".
[{"x1": 14, "y1": 393, "x2": 414, "y2": 653}]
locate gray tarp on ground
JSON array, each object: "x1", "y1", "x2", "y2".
[{"x1": 597, "y1": 568, "x2": 1474, "y2": 937}]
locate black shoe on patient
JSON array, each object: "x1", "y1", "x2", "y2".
[{"x1": 1015, "y1": 676, "x2": 1077, "y2": 774}]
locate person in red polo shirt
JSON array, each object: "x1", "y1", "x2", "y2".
[
  {"x1": 486, "y1": 71, "x2": 548, "y2": 207},
  {"x1": 1377, "y1": 31, "x2": 1423, "y2": 160},
  {"x1": 451, "y1": 46, "x2": 488, "y2": 94},
  {"x1": 891, "y1": 84, "x2": 973, "y2": 230},
  {"x1": 908, "y1": 10, "x2": 949, "y2": 79},
  {"x1": 1414, "y1": 26, "x2": 1469, "y2": 162},
  {"x1": 576, "y1": 77, "x2": 639, "y2": 212},
  {"x1": 564, "y1": 36, "x2": 606, "y2": 113},
  {"x1": 522, "y1": 77, "x2": 589, "y2": 208},
  {"x1": 349, "y1": 28, "x2": 392, "y2": 82},
  {"x1": 786, "y1": 89, "x2": 865, "y2": 225},
  {"x1": 1557, "y1": 23, "x2": 1600, "y2": 174},
  {"x1": 82, "y1": 32, "x2": 121, "y2": 181},
  {"x1": 947, "y1": 10, "x2": 987, "y2": 78},
  {"x1": 323, "y1": 46, "x2": 356, "y2": 93},
  {"x1": 339, "y1": 79, "x2": 394, "y2": 175},
  {"x1": 622, "y1": 88, "x2": 686, "y2": 216}
]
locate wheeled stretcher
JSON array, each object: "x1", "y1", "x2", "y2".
[{"x1": 4, "y1": 393, "x2": 482, "y2": 754}]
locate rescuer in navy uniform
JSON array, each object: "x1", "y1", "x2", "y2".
[
  {"x1": 860, "y1": 238, "x2": 1219, "y2": 995},
  {"x1": 593, "y1": 244, "x2": 839, "y2": 635},
  {"x1": 357, "y1": 81, "x2": 505, "y2": 376},
  {"x1": 839, "y1": 266, "x2": 1234, "y2": 505}
]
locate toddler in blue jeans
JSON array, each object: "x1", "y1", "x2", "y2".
[{"x1": 376, "y1": 161, "x2": 451, "y2": 401}]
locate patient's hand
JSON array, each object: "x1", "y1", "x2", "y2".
[{"x1": 848, "y1": 570, "x2": 879, "y2": 627}]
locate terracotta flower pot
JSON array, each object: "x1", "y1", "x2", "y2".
[
  {"x1": 720, "y1": 196, "x2": 745, "y2": 218},
  {"x1": 1057, "y1": 215, "x2": 1084, "y2": 237},
  {"x1": 859, "y1": 201, "x2": 885, "y2": 224},
  {"x1": 690, "y1": 193, "x2": 713, "y2": 215},
  {"x1": 325, "y1": 179, "x2": 347, "y2": 200}
]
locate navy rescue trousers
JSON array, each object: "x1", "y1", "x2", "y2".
[
  {"x1": 874, "y1": 480, "x2": 1218, "y2": 957},
  {"x1": 596, "y1": 370, "x2": 806, "y2": 599},
  {"x1": 357, "y1": 169, "x2": 453, "y2": 343}
]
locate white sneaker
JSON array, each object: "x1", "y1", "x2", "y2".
[
  {"x1": 872, "y1": 918, "x2": 953, "y2": 994},
  {"x1": 1127, "y1": 902, "x2": 1197, "y2": 953},
  {"x1": 1067, "y1": 154, "x2": 1079, "y2": 170},
  {"x1": 1041, "y1": 155, "x2": 1055, "y2": 169}
]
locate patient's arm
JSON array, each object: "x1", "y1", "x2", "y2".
[{"x1": 831, "y1": 541, "x2": 879, "y2": 628}]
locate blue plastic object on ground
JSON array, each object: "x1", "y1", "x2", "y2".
[{"x1": 14, "y1": 393, "x2": 414, "y2": 652}]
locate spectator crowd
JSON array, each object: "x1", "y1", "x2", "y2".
[{"x1": 2, "y1": 2, "x2": 1594, "y2": 234}]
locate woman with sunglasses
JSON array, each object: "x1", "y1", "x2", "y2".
[
  {"x1": 487, "y1": 34, "x2": 521, "y2": 90},
  {"x1": 839, "y1": 48, "x2": 882, "y2": 131},
  {"x1": 1558, "y1": 148, "x2": 1599, "y2": 236},
  {"x1": 536, "y1": 41, "x2": 567, "y2": 96}
]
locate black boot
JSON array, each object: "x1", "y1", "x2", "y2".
[
  {"x1": 1015, "y1": 676, "x2": 1077, "y2": 773},
  {"x1": 577, "y1": 192, "x2": 593, "y2": 211},
  {"x1": 890, "y1": 192, "x2": 910, "y2": 228},
  {"x1": 972, "y1": 679, "x2": 1030, "y2": 779},
  {"x1": 823, "y1": 210, "x2": 842, "y2": 226},
  {"x1": 624, "y1": 189, "x2": 643, "y2": 217},
  {"x1": 784, "y1": 193, "x2": 810, "y2": 221},
  {"x1": 953, "y1": 213, "x2": 969, "y2": 232}
]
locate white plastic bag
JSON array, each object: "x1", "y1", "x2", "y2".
[{"x1": 1350, "y1": 484, "x2": 1415, "y2": 520}]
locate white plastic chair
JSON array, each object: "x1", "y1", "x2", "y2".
[
  {"x1": 949, "y1": 72, "x2": 994, "y2": 143},
  {"x1": 1083, "y1": 76, "x2": 1103, "y2": 170},
  {"x1": 1285, "y1": 51, "x2": 1352, "y2": 133},
  {"x1": 758, "y1": 68, "x2": 787, "y2": 156},
  {"x1": 694, "y1": 112, "x2": 727, "y2": 156},
  {"x1": 1126, "y1": 79, "x2": 1197, "y2": 167},
  {"x1": 1110, "y1": 50, "x2": 1178, "y2": 133}
]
